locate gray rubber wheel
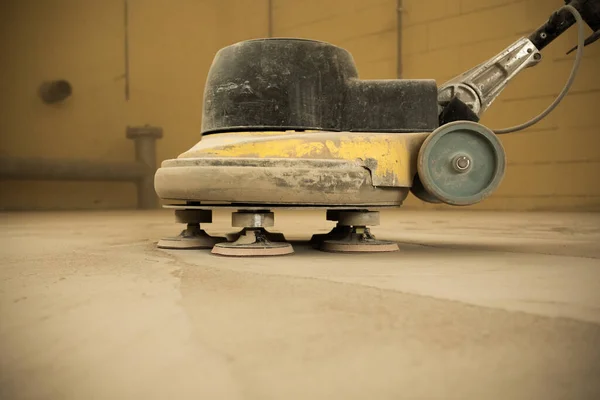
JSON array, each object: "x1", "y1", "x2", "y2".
[
  {"x1": 417, "y1": 121, "x2": 506, "y2": 206},
  {"x1": 410, "y1": 174, "x2": 443, "y2": 204}
]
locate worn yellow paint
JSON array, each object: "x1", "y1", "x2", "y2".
[
  {"x1": 196, "y1": 138, "x2": 327, "y2": 158},
  {"x1": 230, "y1": 130, "x2": 322, "y2": 136},
  {"x1": 181, "y1": 131, "x2": 430, "y2": 187},
  {"x1": 325, "y1": 135, "x2": 410, "y2": 186}
]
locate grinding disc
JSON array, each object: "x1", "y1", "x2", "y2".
[
  {"x1": 212, "y1": 229, "x2": 294, "y2": 257},
  {"x1": 319, "y1": 228, "x2": 399, "y2": 253},
  {"x1": 157, "y1": 228, "x2": 226, "y2": 250},
  {"x1": 212, "y1": 243, "x2": 294, "y2": 257},
  {"x1": 320, "y1": 240, "x2": 399, "y2": 253}
]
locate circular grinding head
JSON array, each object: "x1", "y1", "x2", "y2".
[
  {"x1": 309, "y1": 224, "x2": 353, "y2": 249},
  {"x1": 157, "y1": 226, "x2": 226, "y2": 250},
  {"x1": 226, "y1": 229, "x2": 286, "y2": 243},
  {"x1": 212, "y1": 243, "x2": 293, "y2": 257},
  {"x1": 417, "y1": 121, "x2": 506, "y2": 206},
  {"x1": 321, "y1": 240, "x2": 399, "y2": 253},
  {"x1": 319, "y1": 228, "x2": 399, "y2": 253},
  {"x1": 212, "y1": 229, "x2": 294, "y2": 257}
]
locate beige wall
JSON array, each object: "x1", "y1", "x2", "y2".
[
  {"x1": 0, "y1": 0, "x2": 267, "y2": 210},
  {"x1": 1, "y1": 0, "x2": 599, "y2": 211},
  {"x1": 272, "y1": 0, "x2": 398, "y2": 79}
]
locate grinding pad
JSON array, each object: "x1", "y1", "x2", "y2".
[
  {"x1": 319, "y1": 228, "x2": 399, "y2": 253},
  {"x1": 157, "y1": 226, "x2": 225, "y2": 250},
  {"x1": 212, "y1": 229, "x2": 294, "y2": 257},
  {"x1": 320, "y1": 240, "x2": 399, "y2": 253}
]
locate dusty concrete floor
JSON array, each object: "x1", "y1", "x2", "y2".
[{"x1": 1, "y1": 209, "x2": 599, "y2": 400}]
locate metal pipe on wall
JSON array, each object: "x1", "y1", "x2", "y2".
[
  {"x1": 0, "y1": 125, "x2": 163, "y2": 210},
  {"x1": 267, "y1": 0, "x2": 273, "y2": 37},
  {"x1": 126, "y1": 125, "x2": 163, "y2": 209},
  {"x1": 0, "y1": 157, "x2": 149, "y2": 181}
]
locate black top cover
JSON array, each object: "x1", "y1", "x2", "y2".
[{"x1": 201, "y1": 38, "x2": 438, "y2": 134}]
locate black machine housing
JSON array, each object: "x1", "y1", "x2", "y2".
[{"x1": 201, "y1": 38, "x2": 439, "y2": 135}]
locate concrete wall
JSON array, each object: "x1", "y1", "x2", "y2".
[
  {"x1": 0, "y1": 0, "x2": 267, "y2": 210},
  {"x1": 400, "y1": 0, "x2": 600, "y2": 211},
  {"x1": 1, "y1": 0, "x2": 599, "y2": 211},
  {"x1": 272, "y1": 0, "x2": 398, "y2": 79}
]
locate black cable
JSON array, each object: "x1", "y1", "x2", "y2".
[{"x1": 493, "y1": 4, "x2": 585, "y2": 134}]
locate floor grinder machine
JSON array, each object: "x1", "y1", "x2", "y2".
[{"x1": 154, "y1": 0, "x2": 599, "y2": 256}]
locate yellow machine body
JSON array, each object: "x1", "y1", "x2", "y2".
[{"x1": 154, "y1": 130, "x2": 430, "y2": 207}]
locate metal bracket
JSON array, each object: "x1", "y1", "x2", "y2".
[{"x1": 438, "y1": 37, "x2": 542, "y2": 118}]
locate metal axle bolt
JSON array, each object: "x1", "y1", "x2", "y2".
[{"x1": 453, "y1": 155, "x2": 472, "y2": 172}]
